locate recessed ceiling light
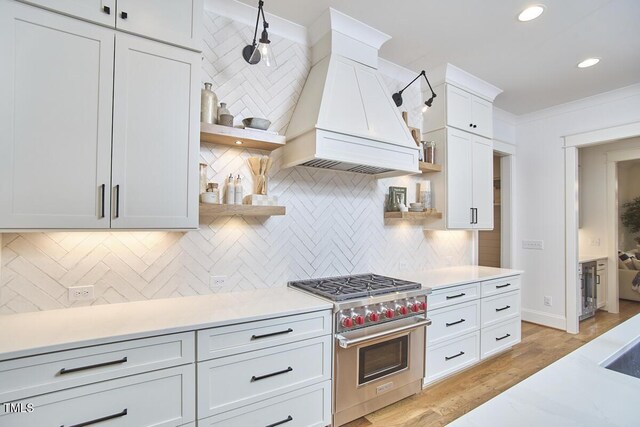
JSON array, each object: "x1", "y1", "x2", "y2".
[
  {"x1": 235, "y1": 140, "x2": 243, "y2": 145},
  {"x1": 518, "y1": 5, "x2": 545, "y2": 22},
  {"x1": 577, "y1": 58, "x2": 600, "y2": 68}
]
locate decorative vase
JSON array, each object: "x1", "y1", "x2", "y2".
[
  {"x1": 218, "y1": 102, "x2": 234, "y2": 127},
  {"x1": 200, "y1": 83, "x2": 218, "y2": 124}
]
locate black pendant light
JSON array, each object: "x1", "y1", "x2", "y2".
[
  {"x1": 392, "y1": 70, "x2": 437, "y2": 111},
  {"x1": 242, "y1": 0, "x2": 277, "y2": 67}
]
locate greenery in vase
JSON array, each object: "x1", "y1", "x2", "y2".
[{"x1": 621, "y1": 196, "x2": 640, "y2": 245}]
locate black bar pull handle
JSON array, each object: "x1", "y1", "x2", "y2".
[
  {"x1": 496, "y1": 283, "x2": 511, "y2": 289},
  {"x1": 251, "y1": 366, "x2": 293, "y2": 382},
  {"x1": 445, "y1": 318, "x2": 466, "y2": 327},
  {"x1": 495, "y1": 305, "x2": 511, "y2": 312},
  {"x1": 102, "y1": 5, "x2": 110, "y2": 14},
  {"x1": 251, "y1": 328, "x2": 293, "y2": 340},
  {"x1": 496, "y1": 333, "x2": 511, "y2": 341},
  {"x1": 59, "y1": 357, "x2": 127, "y2": 375},
  {"x1": 64, "y1": 408, "x2": 127, "y2": 427},
  {"x1": 265, "y1": 415, "x2": 293, "y2": 427},
  {"x1": 445, "y1": 351, "x2": 465, "y2": 361},
  {"x1": 99, "y1": 184, "x2": 105, "y2": 219},
  {"x1": 121, "y1": 11, "x2": 128, "y2": 19},
  {"x1": 446, "y1": 293, "x2": 466, "y2": 300},
  {"x1": 114, "y1": 185, "x2": 120, "y2": 219}
]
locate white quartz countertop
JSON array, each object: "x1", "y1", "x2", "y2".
[
  {"x1": 579, "y1": 254, "x2": 608, "y2": 263},
  {"x1": 450, "y1": 313, "x2": 640, "y2": 427},
  {"x1": 394, "y1": 265, "x2": 522, "y2": 291},
  {"x1": 0, "y1": 288, "x2": 332, "y2": 361}
]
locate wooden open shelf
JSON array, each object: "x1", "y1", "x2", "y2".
[
  {"x1": 200, "y1": 204, "x2": 286, "y2": 217},
  {"x1": 384, "y1": 210, "x2": 443, "y2": 220},
  {"x1": 418, "y1": 162, "x2": 442, "y2": 173},
  {"x1": 200, "y1": 123, "x2": 285, "y2": 151}
]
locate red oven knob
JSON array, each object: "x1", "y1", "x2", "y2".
[
  {"x1": 411, "y1": 303, "x2": 420, "y2": 313},
  {"x1": 384, "y1": 309, "x2": 395, "y2": 319},
  {"x1": 397, "y1": 306, "x2": 408, "y2": 315},
  {"x1": 342, "y1": 317, "x2": 353, "y2": 328},
  {"x1": 354, "y1": 315, "x2": 365, "y2": 326},
  {"x1": 420, "y1": 301, "x2": 427, "y2": 311},
  {"x1": 368, "y1": 312, "x2": 380, "y2": 322}
]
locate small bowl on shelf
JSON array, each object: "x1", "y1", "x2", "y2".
[{"x1": 242, "y1": 118, "x2": 271, "y2": 130}]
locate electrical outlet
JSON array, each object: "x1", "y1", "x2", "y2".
[
  {"x1": 398, "y1": 262, "x2": 409, "y2": 271},
  {"x1": 590, "y1": 238, "x2": 601, "y2": 247},
  {"x1": 68, "y1": 285, "x2": 95, "y2": 302},
  {"x1": 209, "y1": 275, "x2": 227, "y2": 288},
  {"x1": 522, "y1": 240, "x2": 544, "y2": 250},
  {"x1": 544, "y1": 296, "x2": 552, "y2": 307}
]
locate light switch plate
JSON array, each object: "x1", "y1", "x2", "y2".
[{"x1": 522, "y1": 240, "x2": 544, "y2": 250}]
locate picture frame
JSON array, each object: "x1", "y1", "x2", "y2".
[{"x1": 387, "y1": 186, "x2": 407, "y2": 212}]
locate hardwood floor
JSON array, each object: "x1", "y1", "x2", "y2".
[{"x1": 344, "y1": 299, "x2": 640, "y2": 427}]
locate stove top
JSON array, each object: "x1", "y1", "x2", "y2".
[{"x1": 288, "y1": 273, "x2": 421, "y2": 301}]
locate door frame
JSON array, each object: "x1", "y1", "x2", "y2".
[
  {"x1": 474, "y1": 140, "x2": 516, "y2": 268},
  {"x1": 564, "y1": 121, "x2": 640, "y2": 334}
]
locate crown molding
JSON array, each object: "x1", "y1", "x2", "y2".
[
  {"x1": 204, "y1": 0, "x2": 308, "y2": 45},
  {"x1": 429, "y1": 63, "x2": 502, "y2": 102}
]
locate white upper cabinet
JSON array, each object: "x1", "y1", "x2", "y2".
[
  {"x1": 445, "y1": 129, "x2": 493, "y2": 230},
  {"x1": 0, "y1": 1, "x2": 114, "y2": 229},
  {"x1": 116, "y1": 0, "x2": 203, "y2": 50},
  {"x1": 111, "y1": 34, "x2": 199, "y2": 229},
  {"x1": 424, "y1": 84, "x2": 494, "y2": 139},
  {"x1": 471, "y1": 138, "x2": 494, "y2": 229},
  {"x1": 17, "y1": 0, "x2": 116, "y2": 27},
  {"x1": 17, "y1": 0, "x2": 203, "y2": 50},
  {"x1": 446, "y1": 85, "x2": 493, "y2": 139}
]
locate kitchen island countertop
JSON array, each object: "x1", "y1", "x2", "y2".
[{"x1": 449, "y1": 312, "x2": 640, "y2": 426}]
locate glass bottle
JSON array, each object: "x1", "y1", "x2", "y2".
[{"x1": 200, "y1": 83, "x2": 218, "y2": 124}]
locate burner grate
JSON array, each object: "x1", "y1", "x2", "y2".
[{"x1": 288, "y1": 273, "x2": 421, "y2": 301}]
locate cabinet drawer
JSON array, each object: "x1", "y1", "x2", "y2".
[
  {"x1": 597, "y1": 260, "x2": 607, "y2": 271},
  {"x1": 481, "y1": 317, "x2": 521, "y2": 359},
  {"x1": 481, "y1": 275, "x2": 520, "y2": 297},
  {"x1": 199, "y1": 381, "x2": 331, "y2": 427},
  {"x1": 197, "y1": 310, "x2": 331, "y2": 361},
  {"x1": 426, "y1": 331, "x2": 479, "y2": 384},
  {"x1": 0, "y1": 365, "x2": 195, "y2": 427},
  {"x1": 427, "y1": 300, "x2": 480, "y2": 345},
  {"x1": 481, "y1": 290, "x2": 520, "y2": 327},
  {"x1": 0, "y1": 332, "x2": 195, "y2": 403},
  {"x1": 197, "y1": 335, "x2": 331, "y2": 418},
  {"x1": 428, "y1": 282, "x2": 480, "y2": 310}
]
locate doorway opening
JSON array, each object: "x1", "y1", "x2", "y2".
[{"x1": 478, "y1": 154, "x2": 502, "y2": 267}]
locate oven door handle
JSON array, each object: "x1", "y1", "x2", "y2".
[{"x1": 336, "y1": 318, "x2": 432, "y2": 349}]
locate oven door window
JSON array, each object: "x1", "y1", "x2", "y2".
[{"x1": 358, "y1": 335, "x2": 409, "y2": 385}]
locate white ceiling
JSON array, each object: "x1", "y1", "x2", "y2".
[{"x1": 237, "y1": 0, "x2": 640, "y2": 115}]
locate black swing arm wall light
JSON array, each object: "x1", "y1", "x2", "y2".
[
  {"x1": 392, "y1": 70, "x2": 437, "y2": 111},
  {"x1": 242, "y1": 0, "x2": 277, "y2": 67}
]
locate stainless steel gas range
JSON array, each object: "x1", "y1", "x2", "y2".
[{"x1": 288, "y1": 274, "x2": 431, "y2": 426}]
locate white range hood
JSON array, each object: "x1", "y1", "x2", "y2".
[{"x1": 283, "y1": 9, "x2": 420, "y2": 178}]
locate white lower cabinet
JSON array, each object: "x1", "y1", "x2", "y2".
[
  {"x1": 0, "y1": 365, "x2": 195, "y2": 427},
  {"x1": 197, "y1": 336, "x2": 331, "y2": 417},
  {"x1": 200, "y1": 381, "x2": 331, "y2": 427},
  {"x1": 425, "y1": 274, "x2": 522, "y2": 386},
  {"x1": 196, "y1": 310, "x2": 333, "y2": 426}
]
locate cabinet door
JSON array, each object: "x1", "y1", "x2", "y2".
[
  {"x1": 471, "y1": 96, "x2": 493, "y2": 138},
  {"x1": 116, "y1": 0, "x2": 203, "y2": 50},
  {"x1": 0, "y1": 1, "x2": 114, "y2": 229},
  {"x1": 446, "y1": 130, "x2": 473, "y2": 229},
  {"x1": 111, "y1": 34, "x2": 199, "y2": 229},
  {"x1": 596, "y1": 262, "x2": 607, "y2": 308},
  {"x1": 17, "y1": 0, "x2": 116, "y2": 27},
  {"x1": 446, "y1": 85, "x2": 473, "y2": 133},
  {"x1": 472, "y1": 137, "x2": 494, "y2": 229}
]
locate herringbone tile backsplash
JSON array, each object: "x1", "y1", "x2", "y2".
[{"x1": 0, "y1": 11, "x2": 472, "y2": 314}]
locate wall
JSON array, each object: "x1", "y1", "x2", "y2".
[
  {"x1": 618, "y1": 158, "x2": 640, "y2": 251},
  {"x1": 0, "y1": 10, "x2": 473, "y2": 315},
  {"x1": 579, "y1": 138, "x2": 640, "y2": 258},
  {"x1": 516, "y1": 83, "x2": 640, "y2": 329}
]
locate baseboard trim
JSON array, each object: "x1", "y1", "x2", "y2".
[{"x1": 522, "y1": 308, "x2": 567, "y2": 330}]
